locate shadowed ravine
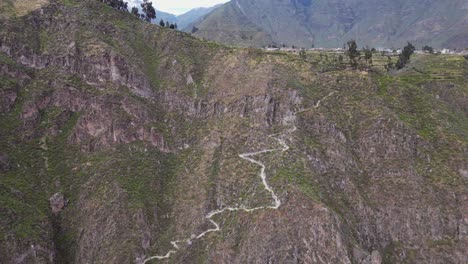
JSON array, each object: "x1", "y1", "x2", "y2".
[{"x1": 140, "y1": 92, "x2": 335, "y2": 263}]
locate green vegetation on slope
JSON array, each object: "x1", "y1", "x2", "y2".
[{"x1": 0, "y1": 0, "x2": 466, "y2": 262}]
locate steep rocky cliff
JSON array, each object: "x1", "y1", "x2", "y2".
[{"x1": 0, "y1": 0, "x2": 467, "y2": 263}]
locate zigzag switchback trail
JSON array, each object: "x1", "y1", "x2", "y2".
[{"x1": 141, "y1": 92, "x2": 336, "y2": 263}]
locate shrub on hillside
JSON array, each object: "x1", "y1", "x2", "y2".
[
  {"x1": 346, "y1": 40, "x2": 361, "y2": 69},
  {"x1": 396, "y1": 42, "x2": 416, "y2": 69},
  {"x1": 423, "y1": 45, "x2": 434, "y2": 54}
]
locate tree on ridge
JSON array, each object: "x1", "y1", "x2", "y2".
[
  {"x1": 346, "y1": 40, "x2": 360, "y2": 69},
  {"x1": 141, "y1": 0, "x2": 156, "y2": 22}
]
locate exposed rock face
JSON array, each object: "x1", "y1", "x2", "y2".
[
  {"x1": 49, "y1": 192, "x2": 68, "y2": 214},
  {"x1": 0, "y1": 1, "x2": 466, "y2": 264},
  {"x1": 212, "y1": 193, "x2": 355, "y2": 264},
  {"x1": 12, "y1": 244, "x2": 55, "y2": 264},
  {"x1": 68, "y1": 95, "x2": 166, "y2": 152}
]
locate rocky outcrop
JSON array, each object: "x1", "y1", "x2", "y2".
[
  {"x1": 13, "y1": 81, "x2": 167, "y2": 151},
  {"x1": 68, "y1": 95, "x2": 166, "y2": 152},
  {"x1": 297, "y1": 107, "x2": 468, "y2": 260},
  {"x1": 220, "y1": 193, "x2": 355, "y2": 264},
  {"x1": 12, "y1": 244, "x2": 55, "y2": 264},
  {"x1": 0, "y1": 6, "x2": 153, "y2": 99},
  {"x1": 49, "y1": 192, "x2": 68, "y2": 214}
]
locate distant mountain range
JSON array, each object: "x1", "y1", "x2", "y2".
[
  {"x1": 154, "y1": 9, "x2": 178, "y2": 25},
  {"x1": 190, "y1": 0, "x2": 468, "y2": 49},
  {"x1": 177, "y1": 5, "x2": 222, "y2": 30},
  {"x1": 126, "y1": 0, "x2": 221, "y2": 30}
]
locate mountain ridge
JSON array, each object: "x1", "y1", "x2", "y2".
[
  {"x1": 126, "y1": 0, "x2": 222, "y2": 29},
  {"x1": 192, "y1": 0, "x2": 468, "y2": 49}
]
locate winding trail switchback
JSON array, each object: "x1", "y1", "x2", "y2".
[{"x1": 140, "y1": 91, "x2": 335, "y2": 264}]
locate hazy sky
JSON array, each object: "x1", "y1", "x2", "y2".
[{"x1": 152, "y1": 0, "x2": 229, "y2": 15}]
